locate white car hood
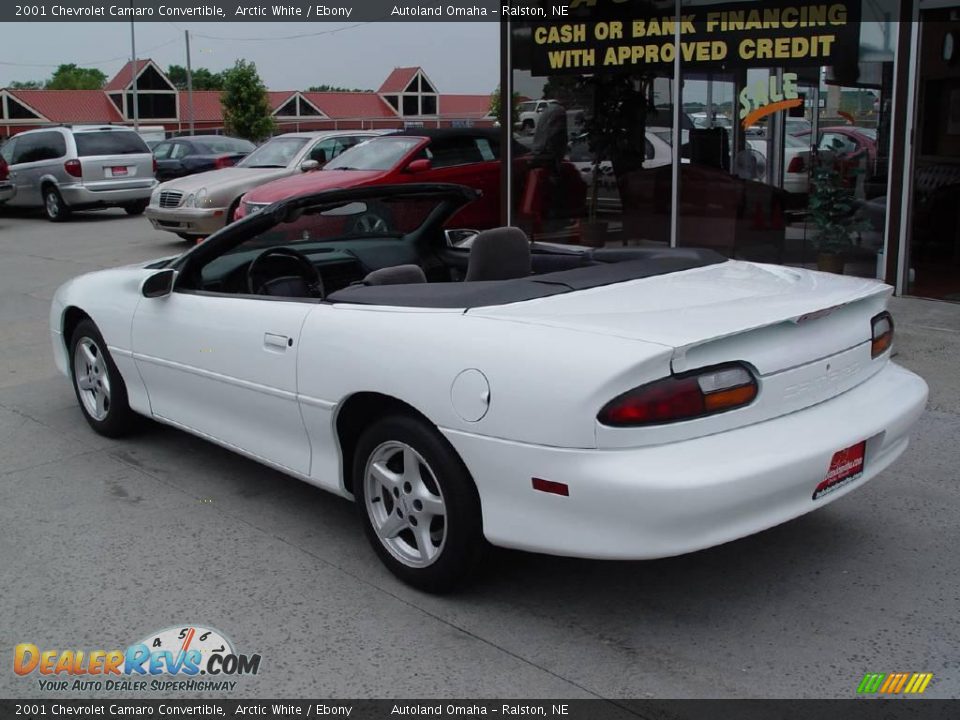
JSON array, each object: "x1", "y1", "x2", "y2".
[{"x1": 471, "y1": 260, "x2": 890, "y2": 350}]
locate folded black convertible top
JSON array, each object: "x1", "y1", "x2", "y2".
[{"x1": 327, "y1": 248, "x2": 726, "y2": 309}]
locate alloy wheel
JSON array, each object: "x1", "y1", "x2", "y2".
[
  {"x1": 363, "y1": 441, "x2": 447, "y2": 568},
  {"x1": 73, "y1": 337, "x2": 111, "y2": 421}
]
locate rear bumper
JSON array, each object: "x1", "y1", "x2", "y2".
[
  {"x1": 145, "y1": 205, "x2": 226, "y2": 236},
  {"x1": 444, "y1": 362, "x2": 927, "y2": 559},
  {"x1": 60, "y1": 180, "x2": 157, "y2": 207},
  {"x1": 0, "y1": 181, "x2": 15, "y2": 204}
]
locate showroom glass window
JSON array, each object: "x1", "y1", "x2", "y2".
[{"x1": 508, "y1": 0, "x2": 898, "y2": 278}]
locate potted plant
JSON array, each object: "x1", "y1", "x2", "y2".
[{"x1": 808, "y1": 164, "x2": 867, "y2": 274}]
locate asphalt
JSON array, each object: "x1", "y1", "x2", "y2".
[{"x1": 1, "y1": 208, "x2": 958, "y2": 700}]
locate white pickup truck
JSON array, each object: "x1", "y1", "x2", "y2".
[{"x1": 517, "y1": 99, "x2": 559, "y2": 132}]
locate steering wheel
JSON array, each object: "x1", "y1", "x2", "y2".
[{"x1": 246, "y1": 246, "x2": 324, "y2": 298}]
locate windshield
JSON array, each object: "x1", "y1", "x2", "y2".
[
  {"x1": 324, "y1": 137, "x2": 421, "y2": 171},
  {"x1": 237, "y1": 137, "x2": 308, "y2": 168}
]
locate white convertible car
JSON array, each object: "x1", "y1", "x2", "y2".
[{"x1": 51, "y1": 183, "x2": 928, "y2": 592}]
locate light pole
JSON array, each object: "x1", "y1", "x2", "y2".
[
  {"x1": 185, "y1": 30, "x2": 194, "y2": 135},
  {"x1": 129, "y1": 8, "x2": 139, "y2": 131}
]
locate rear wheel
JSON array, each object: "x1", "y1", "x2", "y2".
[
  {"x1": 354, "y1": 415, "x2": 484, "y2": 593},
  {"x1": 43, "y1": 186, "x2": 70, "y2": 222},
  {"x1": 124, "y1": 200, "x2": 148, "y2": 215},
  {"x1": 69, "y1": 319, "x2": 138, "y2": 437}
]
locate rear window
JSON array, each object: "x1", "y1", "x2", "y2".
[{"x1": 74, "y1": 131, "x2": 150, "y2": 157}]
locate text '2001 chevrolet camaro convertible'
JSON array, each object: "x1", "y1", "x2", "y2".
[{"x1": 51, "y1": 183, "x2": 928, "y2": 592}]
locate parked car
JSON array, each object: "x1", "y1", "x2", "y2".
[
  {"x1": 797, "y1": 125, "x2": 878, "y2": 180},
  {"x1": 236, "y1": 129, "x2": 509, "y2": 231},
  {"x1": 50, "y1": 183, "x2": 927, "y2": 592},
  {"x1": 0, "y1": 155, "x2": 15, "y2": 205},
  {"x1": 517, "y1": 99, "x2": 559, "y2": 133},
  {"x1": 0, "y1": 125, "x2": 157, "y2": 221},
  {"x1": 146, "y1": 130, "x2": 381, "y2": 240},
  {"x1": 152, "y1": 135, "x2": 256, "y2": 182}
]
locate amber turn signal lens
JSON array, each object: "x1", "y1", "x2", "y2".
[{"x1": 871, "y1": 311, "x2": 894, "y2": 358}]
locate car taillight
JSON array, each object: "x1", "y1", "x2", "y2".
[
  {"x1": 0, "y1": 157, "x2": 8, "y2": 181},
  {"x1": 152, "y1": 156, "x2": 158, "y2": 174},
  {"x1": 787, "y1": 155, "x2": 806, "y2": 173},
  {"x1": 598, "y1": 363, "x2": 758, "y2": 427},
  {"x1": 64, "y1": 159, "x2": 82, "y2": 178},
  {"x1": 871, "y1": 311, "x2": 894, "y2": 358},
  {"x1": 213, "y1": 155, "x2": 234, "y2": 169}
]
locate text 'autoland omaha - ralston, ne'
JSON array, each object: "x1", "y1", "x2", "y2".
[
  {"x1": 233, "y1": 4, "x2": 355, "y2": 17},
  {"x1": 391, "y1": 4, "x2": 568, "y2": 16}
]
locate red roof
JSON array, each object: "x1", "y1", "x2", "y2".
[
  {"x1": 303, "y1": 92, "x2": 396, "y2": 119},
  {"x1": 267, "y1": 91, "x2": 297, "y2": 111},
  {"x1": 178, "y1": 91, "x2": 222, "y2": 122},
  {"x1": 6, "y1": 89, "x2": 121, "y2": 123},
  {"x1": 104, "y1": 59, "x2": 151, "y2": 92},
  {"x1": 439, "y1": 94, "x2": 493, "y2": 119},
  {"x1": 378, "y1": 67, "x2": 420, "y2": 94}
]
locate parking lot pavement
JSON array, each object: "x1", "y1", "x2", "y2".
[{"x1": 1, "y1": 209, "x2": 959, "y2": 700}]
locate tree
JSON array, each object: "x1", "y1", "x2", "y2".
[
  {"x1": 167, "y1": 65, "x2": 224, "y2": 91},
  {"x1": 9, "y1": 80, "x2": 44, "y2": 90},
  {"x1": 307, "y1": 84, "x2": 370, "y2": 93},
  {"x1": 489, "y1": 83, "x2": 520, "y2": 126},
  {"x1": 220, "y1": 60, "x2": 275, "y2": 142},
  {"x1": 46, "y1": 64, "x2": 107, "y2": 90}
]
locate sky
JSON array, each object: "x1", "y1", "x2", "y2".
[{"x1": 0, "y1": 22, "x2": 501, "y2": 93}]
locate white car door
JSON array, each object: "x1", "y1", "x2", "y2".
[{"x1": 132, "y1": 292, "x2": 314, "y2": 476}]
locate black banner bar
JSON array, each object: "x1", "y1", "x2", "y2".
[
  {"x1": 0, "y1": 0, "x2": 559, "y2": 23},
  {"x1": 1, "y1": 700, "x2": 959, "y2": 720}
]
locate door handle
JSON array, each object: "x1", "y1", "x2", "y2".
[{"x1": 263, "y1": 332, "x2": 290, "y2": 350}]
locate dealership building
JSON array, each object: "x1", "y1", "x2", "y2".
[
  {"x1": 500, "y1": 0, "x2": 960, "y2": 302},
  {"x1": 0, "y1": 61, "x2": 495, "y2": 138}
]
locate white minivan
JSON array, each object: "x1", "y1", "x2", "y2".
[{"x1": 0, "y1": 125, "x2": 158, "y2": 221}]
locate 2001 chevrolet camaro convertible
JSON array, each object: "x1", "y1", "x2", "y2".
[{"x1": 51, "y1": 183, "x2": 928, "y2": 592}]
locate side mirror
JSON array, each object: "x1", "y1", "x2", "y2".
[
  {"x1": 300, "y1": 159, "x2": 321, "y2": 172},
  {"x1": 142, "y1": 269, "x2": 177, "y2": 299},
  {"x1": 406, "y1": 158, "x2": 432, "y2": 174}
]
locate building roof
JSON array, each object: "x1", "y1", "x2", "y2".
[
  {"x1": 303, "y1": 92, "x2": 397, "y2": 119},
  {"x1": 6, "y1": 89, "x2": 121, "y2": 123},
  {"x1": 104, "y1": 59, "x2": 151, "y2": 92},
  {"x1": 378, "y1": 67, "x2": 421, "y2": 94},
  {"x1": 439, "y1": 94, "x2": 493, "y2": 119},
  {"x1": 178, "y1": 91, "x2": 222, "y2": 122}
]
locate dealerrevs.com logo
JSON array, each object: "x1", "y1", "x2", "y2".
[{"x1": 14, "y1": 626, "x2": 261, "y2": 692}]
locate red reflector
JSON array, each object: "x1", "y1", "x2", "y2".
[{"x1": 532, "y1": 478, "x2": 569, "y2": 496}]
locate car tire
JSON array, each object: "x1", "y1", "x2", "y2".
[
  {"x1": 346, "y1": 203, "x2": 394, "y2": 234},
  {"x1": 43, "y1": 186, "x2": 70, "y2": 222},
  {"x1": 176, "y1": 233, "x2": 197, "y2": 242},
  {"x1": 226, "y1": 198, "x2": 241, "y2": 224},
  {"x1": 124, "y1": 200, "x2": 149, "y2": 215},
  {"x1": 69, "y1": 319, "x2": 139, "y2": 438},
  {"x1": 354, "y1": 414, "x2": 484, "y2": 593}
]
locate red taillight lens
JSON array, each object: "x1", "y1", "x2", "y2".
[
  {"x1": 787, "y1": 155, "x2": 806, "y2": 173},
  {"x1": 64, "y1": 159, "x2": 82, "y2": 178},
  {"x1": 871, "y1": 311, "x2": 894, "y2": 358},
  {"x1": 0, "y1": 157, "x2": 8, "y2": 181},
  {"x1": 598, "y1": 363, "x2": 758, "y2": 427},
  {"x1": 213, "y1": 155, "x2": 234, "y2": 169},
  {"x1": 152, "y1": 156, "x2": 158, "y2": 174}
]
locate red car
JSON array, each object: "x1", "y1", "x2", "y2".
[
  {"x1": 237, "y1": 130, "x2": 506, "y2": 231},
  {"x1": 797, "y1": 125, "x2": 879, "y2": 183}
]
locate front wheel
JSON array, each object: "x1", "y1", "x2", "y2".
[
  {"x1": 69, "y1": 319, "x2": 138, "y2": 437},
  {"x1": 354, "y1": 415, "x2": 484, "y2": 593}
]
